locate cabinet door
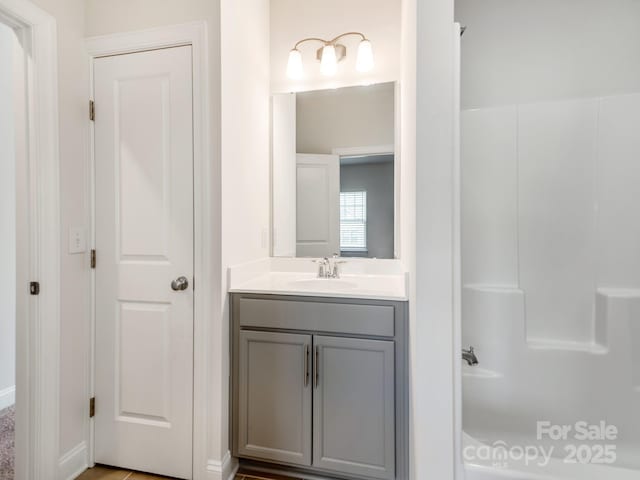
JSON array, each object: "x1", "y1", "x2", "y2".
[
  {"x1": 238, "y1": 330, "x2": 312, "y2": 466},
  {"x1": 313, "y1": 336, "x2": 395, "y2": 479}
]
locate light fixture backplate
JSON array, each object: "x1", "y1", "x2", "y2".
[{"x1": 316, "y1": 43, "x2": 347, "y2": 63}]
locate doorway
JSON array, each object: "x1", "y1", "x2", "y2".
[
  {"x1": 0, "y1": 20, "x2": 22, "y2": 480},
  {"x1": 0, "y1": 0, "x2": 61, "y2": 477},
  {"x1": 92, "y1": 45, "x2": 195, "y2": 479}
]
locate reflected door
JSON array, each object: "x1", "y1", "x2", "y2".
[
  {"x1": 296, "y1": 153, "x2": 340, "y2": 257},
  {"x1": 94, "y1": 46, "x2": 194, "y2": 478}
]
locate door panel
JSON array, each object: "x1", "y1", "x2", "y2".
[
  {"x1": 94, "y1": 46, "x2": 194, "y2": 479},
  {"x1": 238, "y1": 330, "x2": 313, "y2": 466},
  {"x1": 296, "y1": 153, "x2": 340, "y2": 257},
  {"x1": 313, "y1": 336, "x2": 395, "y2": 480}
]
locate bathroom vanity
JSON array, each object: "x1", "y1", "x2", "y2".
[
  {"x1": 230, "y1": 75, "x2": 408, "y2": 480},
  {"x1": 230, "y1": 288, "x2": 408, "y2": 480}
]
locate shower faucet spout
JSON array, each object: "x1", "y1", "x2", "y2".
[{"x1": 462, "y1": 346, "x2": 479, "y2": 366}]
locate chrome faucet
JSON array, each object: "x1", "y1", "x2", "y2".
[
  {"x1": 329, "y1": 254, "x2": 346, "y2": 278},
  {"x1": 462, "y1": 346, "x2": 479, "y2": 366},
  {"x1": 314, "y1": 257, "x2": 331, "y2": 278},
  {"x1": 314, "y1": 255, "x2": 347, "y2": 279}
]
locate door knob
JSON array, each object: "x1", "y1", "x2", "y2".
[{"x1": 171, "y1": 276, "x2": 189, "y2": 291}]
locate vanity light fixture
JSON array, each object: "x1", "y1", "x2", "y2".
[{"x1": 286, "y1": 32, "x2": 374, "y2": 79}]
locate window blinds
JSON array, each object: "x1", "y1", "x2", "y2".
[{"x1": 340, "y1": 191, "x2": 367, "y2": 251}]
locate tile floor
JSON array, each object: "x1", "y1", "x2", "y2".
[
  {"x1": 76, "y1": 465, "x2": 298, "y2": 480},
  {"x1": 75, "y1": 465, "x2": 175, "y2": 480}
]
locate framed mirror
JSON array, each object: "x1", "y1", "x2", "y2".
[{"x1": 272, "y1": 82, "x2": 397, "y2": 258}]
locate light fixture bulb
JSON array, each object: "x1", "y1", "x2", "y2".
[
  {"x1": 287, "y1": 48, "x2": 303, "y2": 80},
  {"x1": 320, "y1": 44, "x2": 338, "y2": 76},
  {"x1": 356, "y1": 39, "x2": 374, "y2": 73}
]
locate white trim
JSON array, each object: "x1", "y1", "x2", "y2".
[
  {"x1": 58, "y1": 441, "x2": 88, "y2": 480},
  {"x1": 0, "y1": 386, "x2": 15, "y2": 411},
  {"x1": 331, "y1": 144, "x2": 395, "y2": 157},
  {"x1": 86, "y1": 21, "x2": 216, "y2": 480},
  {"x1": 0, "y1": 1, "x2": 60, "y2": 479},
  {"x1": 452, "y1": 22, "x2": 464, "y2": 480},
  {"x1": 206, "y1": 451, "x2": 238, "y2": 480},
  {"x1": 394, "y1": 80, "x2": 402, "y2": 261}
]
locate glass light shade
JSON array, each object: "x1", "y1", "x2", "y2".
[
  {"x1": 356, "y1": 39, "x2": 374, "y2": 73},
  {"x1": 320, "y1": 44, "x2": 338, "y2": 76},
  {"x1": 287, "y1": 49, "x2": 303, "y2": 80}
]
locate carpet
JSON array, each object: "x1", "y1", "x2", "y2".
[{"x1": 0, "y1": 406, "x2": 14, "y2": 480}]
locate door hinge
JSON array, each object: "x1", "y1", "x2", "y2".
[
  {"x1": 89, "y1": 397, "x2": 95, "y2": 418},
  {"x1": 89, "y1": 100, "x2": 95, "y2": 121},
  {"x1": 91, "y1": 249, "x2": 96, "y2": 269},
  {"x1": 30, "y1": 281, "x2": 40, "y2": 295}
]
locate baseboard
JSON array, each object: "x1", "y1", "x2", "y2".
[
  {"x1": 0, "y1": 385, "x2": 15, "y2": 411},
  {"x1": 58, "y1": 441, "x2": 88, "y2": 480},
  {"x1": 224, "y1": 452, "x2": 239, "y2": 480},
  {"x1": 206, "y1": 451, "x2": 238, "y2": 480}
]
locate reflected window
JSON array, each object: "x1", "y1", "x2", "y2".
[{"x1": 340, "y1": 191, "x2": 367, "y2": 252}]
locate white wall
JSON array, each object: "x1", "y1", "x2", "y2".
[
  {"x1": 27, "y1": 0, "x2": 90, "y2": 461},
  {"x1": 81, "y1": 3, "x2": 461, "y2": 480},
  {"x1": 296, "y1": 82, "x2": 395, "y2": 154},
  {"x1": 455, "y1": 0, "x2": 640, "y2": 109},
  {"x1": 220, "y1": 0, "x2": 271, "y2": 459},
  {"x1": 272, "y1": 93, "x2": 297, "y2": 257},
  {"x1": 87, "y1": 0, "x2": 271, "y2": 472},
  {"x1": 85, "y1": 0, "x2": 231, "y2": 471},
  {"x1": 0, "y1": 22, "x2": 17, "y2": 411},
  {"x1": 270, "y1": 0, "x2": 401, "y2": 93},
  {"x1": 399, "y1": 0, "x2": 416, "y2": 327},
  {"x1": 414, "y1": 0, "x2": 458, "y2": 479}
]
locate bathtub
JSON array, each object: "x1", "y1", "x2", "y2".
[{"x1": 461, "y1": 286, "x2": 640, "y2": 480}]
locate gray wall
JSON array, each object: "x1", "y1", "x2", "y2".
[
  {"x1": 455, "y1": 0, "x2": 640, "y2": 109},
  {"x1": 297, "y1": 82, "x2": 395, "y2": 154},
  {"x1": 340, "y1": 160, "x2": 394, "y2": 259}
]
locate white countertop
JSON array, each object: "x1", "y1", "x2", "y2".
[{"x1": 228, "y1": 258, "x2": 409, "y2": 301}]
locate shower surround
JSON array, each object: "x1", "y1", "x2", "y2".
[{"x1": 461, "y1": 92, "x2": 640, "y2": 478}]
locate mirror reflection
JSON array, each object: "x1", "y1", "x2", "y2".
[{"x1": 272, "y1": 82, "x2": 396, "y2": 259}]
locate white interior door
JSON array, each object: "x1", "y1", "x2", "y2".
[
  {"x1": 296, "y1": 153, "x2": 340, "y2": 257},
  {"x1": 94, "y1": 46, "x2": 194, "y2": 479}
]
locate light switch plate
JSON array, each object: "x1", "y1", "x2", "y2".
[{"x1": 68, "y1": 227, "x2": 86, "y2": 254}]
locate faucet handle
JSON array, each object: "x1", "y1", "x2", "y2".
[
  {"x1": 331, "y1": 253, "x2": 346, "y2": 264},
  {"x1": 330, "y1": 259, "x2": 347, "y2": 278},
  {"x1": 313, "y1": 257, "x2": 330, "y2": 278}
]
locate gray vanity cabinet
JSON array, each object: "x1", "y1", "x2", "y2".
[
  {"x1": 232, "y1": 294, "x2": 408, "y2": 480},
  {"x1": 313, "y1": 336, "x2": 395, "y2": 480},
  {"x1": 237, "y1": 330, "x2": 312, "y2": 466}
]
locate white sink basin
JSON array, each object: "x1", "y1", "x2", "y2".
[
  {"x1": 228, "y1": 263, "x2": 408, "y2": 301},
  {"x1": 290, "y1": 278, "x2": 359, "y2": 290}
]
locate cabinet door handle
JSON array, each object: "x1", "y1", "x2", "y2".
[
  {"x1": 304, "y1": 344, "x2": 310, "y2": 387},
  {"x1": 314, "y1": 346, "x2": 320, "y2": 389}
]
